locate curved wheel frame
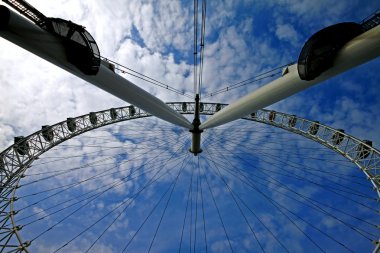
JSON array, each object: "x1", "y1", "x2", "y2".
[{"x1": 1, "y1": 102, "x2": 379, "y2": 252}]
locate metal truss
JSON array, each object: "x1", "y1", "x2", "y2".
[{"x1": 1, "y1": 102, "x2": 379, "y2": 252}]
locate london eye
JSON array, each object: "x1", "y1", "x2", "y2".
[{"x1": 1, "y1": 0, "x2": 380, "y2": 252}]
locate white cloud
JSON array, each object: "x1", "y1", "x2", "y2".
[
  {"x1": 270, "y1": 0, "x2": 348, "y2": 24},
  {"x1": 275, "y1": 23, "x2": 300, "y2": 47}
]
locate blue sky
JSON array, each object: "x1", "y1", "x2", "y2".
[{"x1": 1, "y1": 0, "x2": 380, "y2": 252}]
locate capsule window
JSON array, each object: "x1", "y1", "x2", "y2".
[
  {"x1": 71, "y1": 31, "x2": 87, "y2": 46},
  {"x1": 90, "y1": 41, "x2": 100, "y2": 56},
  {"x1": 50, "y1": 20, "x2": 71, "y2": 37}
]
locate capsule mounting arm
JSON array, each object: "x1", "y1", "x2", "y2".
[
  {"x1": 200, "y1": 23, "x2": 380, "y2": 130},
  {"x1": 0, "y1": 4, "x2": 192, "y2": 129}
]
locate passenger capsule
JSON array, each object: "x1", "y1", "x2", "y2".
[
  {"x1": 298, "y1": 22, "x2": 363, "y2": 81},
  {"x1": 45, "y1": 18, "x2": 101, "y2": 75},
  {"x1": 67, "y1": 118, "x2": 76, "y2": 132},
  {"x1": 41, "y1": 125, "x2": 54, "y2": 142},
  {"x1": 129, "y1": 106, "x2": 136, "y2": 116},
  {"x1": 288, "y1": 115, "x2": 297, "y2": 127},
  {"x1": 215, "y1": 103, "x2": 221, "y2": 112},
  {"x1": 14, "y1": 136, "x2": 29, "y2": 156},
  {"x1": 110, "y1": 108, "x2": 118, "y2": 120},
  {"x1": 182, "y1": 102, "x2": 187, "y2": 112},
  {"x1": 309, "y1": 121, "x2": 320, "y2": 135},
  {"x1": 331, "y1": 129, "x2": 345, "y2": 145},
  {"x1": 199, "y1": 103, "x2": 204, "y2": 113},
  {"x1": 89, "y1": 112, "x2": 97, "y2": 125},
  {"x1": 250, "y1": 112, "x2": 256, "y2": 119},
  {"x1": 269, "y1": 111, "x2": 276, "y2": 122},
  {"x1": 0, "y1": 155, "x2": 4, "y2": 171},
  {"x1": 356, "y1": 140, "x2": 372, "y2": 159}
]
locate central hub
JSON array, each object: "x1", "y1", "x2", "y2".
[
  {"x1": 189, "y1": 94, "x2": 203, "y2": 156},
  {"x1": 189, "y1": 118, "x2": 203, "y2": 155}
]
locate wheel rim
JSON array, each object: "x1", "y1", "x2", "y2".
[{"x1": 1, "y1": 102, "x2": 379, "y2": 252}]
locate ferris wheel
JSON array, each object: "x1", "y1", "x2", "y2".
[{"x1": 1, "y1": 0, "x2": 380, "y2": 252}]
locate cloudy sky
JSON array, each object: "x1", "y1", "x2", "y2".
[
  {"x1": 1, "y1": 0, "x2": 380, "y2": 252},
  {"x1": 0, "y1": 0, "x2": 379, "y2": 149}
]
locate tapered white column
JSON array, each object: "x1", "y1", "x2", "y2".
[
  {"x1": 0, "y1": 5, "x2": 192, "y2": 129},
  {"x1": 200, "y1": 25, "x2": 380, "y2": 130}
]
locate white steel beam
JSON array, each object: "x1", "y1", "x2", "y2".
[
  {"x1": 200, "y1": 25, "x2": 380, "y2": 130},
  {"x1": 0, "y1": 5, "x2": 192, "y2": 129}
]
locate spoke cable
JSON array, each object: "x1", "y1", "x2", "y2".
[
  {"x1": 193, "y1": 156, "x2": 200, "y2": 253},
  {"x1": 17, "y1": 152, "x2": 181, "y2": 224},
  {"x1": 147, "y1": 154, "x2": 189, "y2": 253},
  {"x1": 208, "y1": 143, "x2": 379, "y2": 229},
  {"x1": 54, "y1": 140, "x2": 190, "y2": 252},
  {"x1": 207, "y1": 138, "x2": 376, "y2": 200},
  {"x1": 197, "y1": 0, "x2": 206, "y2": 98},
  {"x1": 208, "y1": 148, "x2": 377, "y2": 240},
  {"x1": 201, "y1": 162, "x2": 234, "y2": 252},
  {"x1": 207, "y1": 149, "x2": 358, "y2": 251},
  {"x1": 198, "y1": 156, "x2": 208, "y2": 253},
  {"x1": 179, "y1": 153, "x2": 196, "y2": 253},
  {"x1": 203, "y1": 150, "x2": 265, "y2": 252},
  {"x1": 121, "y1": 145, "x2": 190, "y2": 252},
  {"x1": 97, "y1": 55, "x2": 192, "y2": 98},
  {"x1": 203, "y1": 62, "x2": 294, "y2": 98},
  {"x1": 202, "y1": 154, "x2": 326, "y2": 252}
]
